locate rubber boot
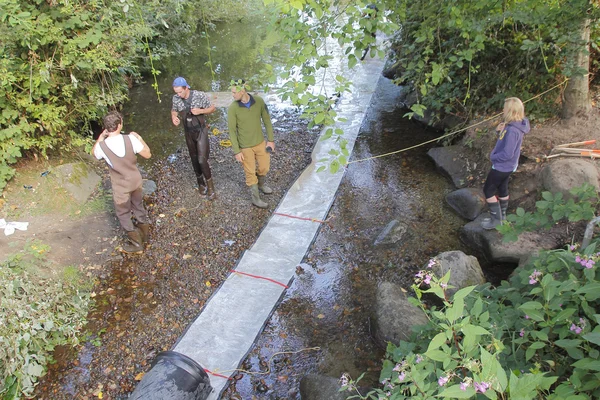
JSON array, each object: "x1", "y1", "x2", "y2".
[
  {"x1": 257, "y1": 175, "x2": 273, "y2": 194},
  {"x1": 499, "y1": 198, "x2": 509, "y2": 221},
  {"x1": 122, "y1": 229, "x2": 144, "y2": 254},
  {"x1": 481, "y1": 201, "x2": 502, "y2": 230},
  {"x1": 137, "y1": 223, "x2": 150, "y2": 245},
  {"x1": 250, "y1": 184, "x2": 268, "y2": 209},
  {"x1": 197, "y1": 176, "x2": 207, "y2": 196},
  {"x1": 206, "y1": 178, "x2": 216, "y2": 200}
]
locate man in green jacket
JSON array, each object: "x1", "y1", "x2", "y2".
[{"x1": 227, "y1": 80, "x2": 275, "y2": 208}]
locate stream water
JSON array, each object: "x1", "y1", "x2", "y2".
[{"x1": 36, "y1": 18, "x2": 474, "y2": 400}]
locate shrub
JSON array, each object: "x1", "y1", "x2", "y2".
[
  {"x1": 343, "y1": 242, "x2": 600, "y2": 399},
  {"x1": 0, "y1": 244, "x2": 91, "y2": 399}
]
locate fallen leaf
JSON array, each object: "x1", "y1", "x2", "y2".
[
  {"x1": 205, "y1": 281, "x2": 212, "y2": 287},
  {"x1": 317, "y1": 314, "x2": 325, "y2": 319},
  {"x1": 159, "y1": 214, "x2": 165, "y2": 218},
  {"x1": 183, "y1": 254, "x2": 192, "y2": 260},
  {"x1": 135, "y1": 372, "x2": 145, "y2": 381}
]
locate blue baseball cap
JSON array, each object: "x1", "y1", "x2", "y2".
[{"x1": 173, "y1": 77, "x2": 190, "y2": 88}]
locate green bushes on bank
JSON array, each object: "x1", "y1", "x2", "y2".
[
  {"x1": 0, "y1": 0, "x2": 265, "y2": 193},
  {"x1": 0, "y1": 242, "x2": 91, "y2": 399}
]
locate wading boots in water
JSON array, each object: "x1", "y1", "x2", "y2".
[
  {"x1": 197, "y1": 176, "x2": 208, "y2": 196},
  {"x1": 499, "y1": 198, "x2": 509, "y2": 220},
  {"x1": 257, "y1": 175, "x2": 273, "y2": 194},
  {"x1": 250, "y1": 184, "x2": 268, "y2": 208},
  {"x1": 206, "y1": 178, "x2": 216, "y2": 200},
  {"x1": 481, "y1": 201, "x2": 502, "y2": 230},
  {"x1": 122, "y1": 228, "x2": 144, "y2": 254}
]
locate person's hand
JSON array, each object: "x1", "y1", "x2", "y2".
[
  {"x1": 172, "y1": 115, "x2": 180, "y2": 126},
  {"x1": 99, "y1": 130, "x2": 108, "y2": 140},
  {"x1": 266, "y1": 141, "x2": 275, "y2": 152},
  {"x1": 235, "y1": 152, "x2": 244, "y2": 162},
  {"x1": 496, "y1": 122, "x2": 506, "y2": 132}
]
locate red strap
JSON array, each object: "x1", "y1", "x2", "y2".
[
  {"x1": 204, "y1": 368, "x2": 233, "y2": 380},
  {"x1": 274, "y1": 212, "x2": 325, "y2": 224},
  {"x1": 230, "y1": 270, "x2": 289, "y2": 288}
]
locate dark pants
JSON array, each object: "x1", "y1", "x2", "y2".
[
  {"x1": 184, "y1": 125, "x2": 212, "y2": 181},
  {"x1": 483, "y1": 168, "x2": 512, "y2": 199},
  {"x1": 114, "y1": 186, "x2": 148, "y2": 231}
]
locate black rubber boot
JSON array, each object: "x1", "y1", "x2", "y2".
[
  {"x1": 197, "y1": 177, "x2": 207, "y2": 196},
  {"x1": 499, "y1": 199, "x2": 509, "y2": 220},
  {"x1": 257, "y1": 175, "x2": 273, "y2": 194},
  {"x1": 481, "y1": 202, "x2": 502, "y2": 230},
  {"x1": 250, "y1": 184, "x2": 268, "y2": 208},
  {"x1": 122, "y1": 229, "x2": 144, "y2": 254},
  {"x1": 206, "y1": 178, "x2": 216, "y2": 200},
  {"x1": 137, "y1": 223, "x2": 150, "y2": 245}
]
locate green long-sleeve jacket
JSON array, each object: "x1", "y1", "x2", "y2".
[{"x1": 227, "y1": 94, "x2": 274, "y2": 154}]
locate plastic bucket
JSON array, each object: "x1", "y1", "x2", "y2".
[{"x1": 129, "y1": 351, "x2": 212, "y2": 399}]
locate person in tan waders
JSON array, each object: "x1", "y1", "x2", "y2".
[
  {"x1": 92, "y1": 111, "x2": 152, "y2": 253},
  {"x1": 227, "y1": 79, "x2": 275, "y2": 208}
]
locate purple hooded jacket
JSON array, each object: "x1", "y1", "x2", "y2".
[{"x1": 490, "y1": 118, "x2": 530, "y2": 172}]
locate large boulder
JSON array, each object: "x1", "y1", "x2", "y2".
[
  {"x1": 373, "y1": 282, "x2": 428, "y2": 349},
  {"x1": 541, "y1": 159, "x2": 599, "y2": 198},
  {"x1": 300, "y1": 374, "x2": 369, "y2": 400},
  {"x1": 53, "y1": 162, "x2": 101, "y2": 203},
  {"x1": 445, "y1": 188, "x2": 486, "y2": 220},
  {"x1": 431, "y1": 251, "x2": 485, "y2": 296},
  {"x1": 427, "y1": 146, "x2": 474, "y2": 188},
  {"x1": 460, "y1": 216, "x2": 562, "y2": 264}
]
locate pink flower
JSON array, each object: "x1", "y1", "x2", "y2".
[
  {"x1": 438, "y1": 376, "x2": 449, "y2": 386},
  {"x1": 398, "y1": 371, "x2": 405, "y2": 382},
  {"x1": 423, "y1": 275, "x2": 432, "y2": 285},
  {"x1": 519, "y1": 328, "x2": 525, "y2": 337},
  {"x1": 460, "y1": 381, "x2": 470, "y2": 391},
  {"x1": 474, "y1": 381, "x2": 490, "y2": 393}
]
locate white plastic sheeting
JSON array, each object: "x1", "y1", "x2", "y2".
[{"x1": 173, "y1": 56, "x2": 385, "y2": 399}]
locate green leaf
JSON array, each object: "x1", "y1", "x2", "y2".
[
  {"x1": 427, "y1": 332, "x2": 448, "y2": 352},
  {"x1": 437, "y1": 384, "x2": 476, "y2": 398},
  {"x1": 582, "y1": 332, "x2": 600, "y2": 346}
]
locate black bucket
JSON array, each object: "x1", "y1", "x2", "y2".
[{"x1": 129, "y1": 351, "x2": 212, "y2": 400}]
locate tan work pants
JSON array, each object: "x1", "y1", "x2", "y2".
[{"x1": 240, "y1": 141, "x2": 270, "y2": 186}]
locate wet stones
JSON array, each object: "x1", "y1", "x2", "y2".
[
  {"x1": 445, "y1": 188, "x2": 486, "y2": 220},
  {"x1": 427, "y1": 145, "x2": 476, "y2": 188},
  {"x1": 430, "y1": 251, "x2": 485, "y2": 297},
  {"x1": 300, "y1": 374, "x2": 367, "y2": 400},
  {"x1": 372, "y1": 282, "x2": 428, "y2": 349},
  {"x1": 373, "y1": 219, "x2": 408, "y2": 246}
]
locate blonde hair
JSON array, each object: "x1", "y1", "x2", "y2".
[{"x1": 503, "y1": 97, "x2": 525, "y2": 123}]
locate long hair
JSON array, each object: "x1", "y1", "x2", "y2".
[{"x1": 503, "y1": 97, "x2": 525, "y2": 123}]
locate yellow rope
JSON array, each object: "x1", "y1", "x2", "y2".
[
  {"x1": 220, "y1": 139, "x2": 232, "y2": 147},
  {"x1": 346, "y1": 79, "x2": 569, "y2": 165}
]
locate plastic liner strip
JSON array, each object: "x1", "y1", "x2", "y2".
[{"x1": 173, "y1": 55, "x2": 385, "y2": 400}]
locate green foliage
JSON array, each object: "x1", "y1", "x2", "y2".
[
  {"x1": 0, "y1": 0, "x2": 260, "y2": 193},
  {"x1": 343, "y1": 242, "x2": 600, "y2": 399},
  {"x1": 263, "y1": 0, "x2": 399, "y2": 170},
  {"x1": 388, "y1": 0, "x2": 600, "y2": 121},
  {"x1": 0, "y1": 244, "x2": 91, "y2": 399},
  {"x1": 497, "y1": 183, "x2": 599, "y2": 242}
]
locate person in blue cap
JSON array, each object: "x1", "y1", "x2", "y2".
[{"x1": 171, "y1": 77, "x2": 217, "y2": 199}]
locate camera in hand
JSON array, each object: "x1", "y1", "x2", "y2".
[{"x1": 266, "y1": 146, "x2": 273, "y2": 153}]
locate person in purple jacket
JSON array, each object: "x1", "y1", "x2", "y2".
[{"x1": 481, "y1": 97, "x2": 530, "y2": 230}]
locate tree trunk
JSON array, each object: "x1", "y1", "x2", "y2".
[{"x1": 562, "y1": 18, "x2": 592, "y2": 119}]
